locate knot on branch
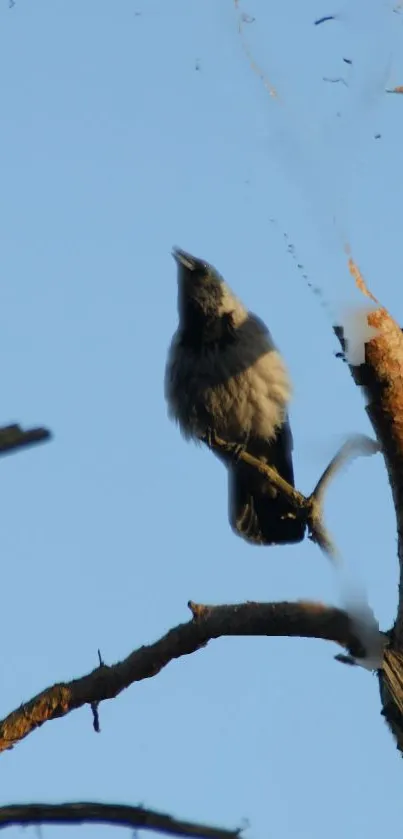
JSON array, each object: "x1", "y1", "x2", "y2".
[{"x1": 188, "y1": 601, "x2": 211, "y2": 621}]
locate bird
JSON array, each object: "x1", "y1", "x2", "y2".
[{"x1": 164, "y1": 246, "x2": 305, "y2": 546}]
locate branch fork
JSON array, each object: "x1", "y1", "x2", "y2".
[{"x1": 204, "y1": 431, "x2": 378, "y2": 561}]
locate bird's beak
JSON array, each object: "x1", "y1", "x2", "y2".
[{"x1": 172, "y1": 247, "x2": 199, "y2": 272}]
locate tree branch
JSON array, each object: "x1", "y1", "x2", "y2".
[
  {"x1": 334, "y1": 256, "x2": 403, "y2": 754},
  {"x1": 0, "y1": 423, "x2": 51, "y2": 456},
  {"x1": 334, "y1": 260, "x2": 403, "y2": 642},
  {"x1": 206, "y1": 432, "x2": 377, "y2": 561},
  {"x1": 0, "y1": 802, "x2": 240, "y2": 839},
  {"x1": 0, "y1": 600, "x2": 364, "y2": 755}
]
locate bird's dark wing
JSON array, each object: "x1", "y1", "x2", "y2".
[{"x1": 228, "y1": 419, "x2": 306, "y2": 546}]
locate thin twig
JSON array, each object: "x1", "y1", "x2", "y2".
[{"x1": 311, "y1": 435, "x2": 379, "y2": 504}]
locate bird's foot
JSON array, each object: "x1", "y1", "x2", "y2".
[
  {"x1": 202, "y1": 430, "x2": 247, "y2": 462},
  {"x1": 202, "y1": 430, "x2": 378, "y2": 563}
]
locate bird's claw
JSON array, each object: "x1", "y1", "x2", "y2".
[
  {"x1": 202, "y1": 431, "x2": 246, "y2": 462},
  {"x1": 202, "y1": 429, "x2": 218, "y2": 450}
]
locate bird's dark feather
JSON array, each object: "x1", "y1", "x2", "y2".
[
  {"x1": 166, "y1": 246, "x2": 302, "y2": 547},
  {"x1": 228, "y1": 421, "x2": 306, "y2": 545}
]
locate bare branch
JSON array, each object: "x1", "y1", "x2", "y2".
[
  {"x1": 0, "y1": 600, "x2": 362, "y2": 754},
  {"x1": 207, "y1": 433, "x2": 377, "y2": 561},
  {"x1": 0, "y1": 802, "x2": 240, "y2": 839},
  {"x1": 333, "y1": 257, "x2": 403, "y2": 754},
  {"x1": 0, "y1": 424, "x2": 51, "y2": 456},
  {"x1": 379, "y1": 648, "x2": 403, "y2": 755},
  {"x1": 311, "y1": 434, "x2": 379, "y2": 505},
  {"x1": 334, "y1": 260, "x2": 403, "y2": 644}
]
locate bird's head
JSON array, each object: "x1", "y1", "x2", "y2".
[{"x1": 172, "y1": 247, "x2": 246, "y2": 345}]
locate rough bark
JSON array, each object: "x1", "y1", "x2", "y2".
[
  {"x1": 0, "y1": 600, "x2": 362, "y2": 754},
  {"x1": 334, "y1": 257, "x2": 403, "y2": 751},
  {"x1": 0, "y1": 802, "x2": 241, "y2": 839},
  {"x1": 0, "y1": 424, "x2": 51, "y2": 456}
]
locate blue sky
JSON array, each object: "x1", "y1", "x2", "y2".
[{"x1": 0, "y1": 1, "x2": 402, "y2": 837}]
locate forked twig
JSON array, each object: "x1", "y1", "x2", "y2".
[{"x1": 205, "y1": 433, "x2": 379, "y2": 561}]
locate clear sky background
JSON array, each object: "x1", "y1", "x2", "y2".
[{"x1": 0, "y1": 1, "x2": 402, "y2": 837}]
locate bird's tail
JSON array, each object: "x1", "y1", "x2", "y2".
[
  {"x1": 229, "y1": 423, "x2": 306, "y2": 546},
  {"x1": 231, "y1": 489, "x2": 305, "y2": 545}
]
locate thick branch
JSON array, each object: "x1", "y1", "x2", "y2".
[
  {"x1": 0, "y1": 803, "x2": 240, "y2": 839},
  {"x1": 332, "y1": 258, "x2": 403, "y2": 754},
  {"x1": 334, "y1": 259, "x2": 403, "y2": 644},
  {"x1": 0, "y1": 600, "x2": 362, "y2": 755},
  {"x1": 0, "y1": 423, "x2": 51, "y2": 456}
]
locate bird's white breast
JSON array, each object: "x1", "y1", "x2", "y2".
[{"x1": 165, "y1": 315, "x2": 292, "y2": 442}]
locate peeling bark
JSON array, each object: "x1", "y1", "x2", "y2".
[{"x1": 334, "y1": 257, "x2": 403, "y2": 752}]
